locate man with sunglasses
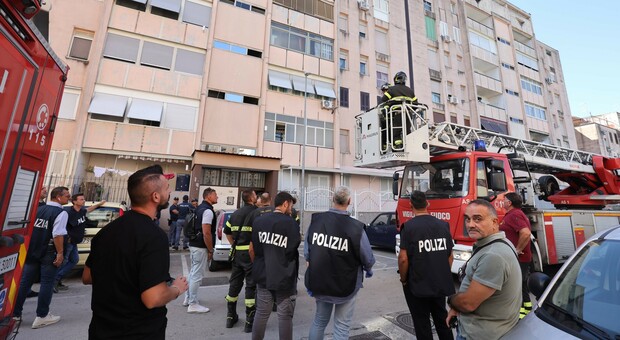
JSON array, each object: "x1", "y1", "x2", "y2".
[{"x1": 446, "y1": 199, "x2": 521, "y2": 340}]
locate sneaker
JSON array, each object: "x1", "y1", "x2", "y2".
[
  {"x1": 172, "y1": 246, "x2": 179, "y2": 251},
  {"x1": 26, "y1": 290, "x2": 38, "y2": 298},
  {"x1": 57, "y1": 281, "x2": 69, "y2": 291},
  {"x1": 32, "y1": 313, "x2": 60, "y2": 329},
  {"x1": 182, "y1": 296, "x2": 190, "y2": 307},
  {"x1": 187, "y1": 303, "x2": 210, "y2": 314}
]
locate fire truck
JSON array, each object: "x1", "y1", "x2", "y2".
[
  {"x1": 354, "y1": 102, "x2": 620, "y2": 274},
  {"x1": 0, "y1": 0, "x2": 68, "y2": 337}
]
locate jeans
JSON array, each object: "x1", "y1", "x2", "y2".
[
  {"x1": 186, "y1": 246, "x2": 207, "y2": 305},
  {"x1": 252, "y1": 286, "x2": 296, "y2": 340},
  {"x1": 169, "y1": 220, "x2": 178, "y2": 246},
  {"x1": 55, "y1": 243, "x2": 79, "y2": 281},
  {"x1": 308, "y1": 295, "x2": 357, "y2": 340},
  {"x1": 14, "y1": 251, "x2": 58, "y2": 317},
  {"x1": 174, "y1": 219, "x2": 188, "y2": 248}
]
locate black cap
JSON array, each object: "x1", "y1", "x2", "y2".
[
  {"x1": 173, "y1": 197, "x2": 179, "y2": 200},
  {"x1": 183, "y1": 195, "x2": 189, "y2": 201},
  {"x1": 191, "y1": 198, "x2": 198, "y2": 202}
]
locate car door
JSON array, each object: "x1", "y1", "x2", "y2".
[{"x1": 367, "y1": 213, "x2": 391, "y2": 248}]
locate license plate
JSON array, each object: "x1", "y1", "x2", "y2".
[
  {"x1": 81, "y1": 237, "x2": 93, "y2": 244},
  {"x1": 0, "y1": 254, "x2": 18, "y2": 275}
]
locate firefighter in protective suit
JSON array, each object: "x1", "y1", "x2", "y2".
[
  {"x1": 379, "y1": 71, "x2": 417, "y2": 150},
  {"x1": 224, "y1": 190, "x2": 258, "y2": 332}
]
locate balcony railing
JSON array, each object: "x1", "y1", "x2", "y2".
[
  {"x1": 429, "y1": 69, "x2": 442, "y2": 81},
  {"x1": 514, "y1": 40, "x2": 536, "y2": 58},
  {"x1": 466, "y1": 18, "x2": 494, "y2": 37},
  {"x1": 474, "y1": 72, "x2": 502, "y2": 93}
]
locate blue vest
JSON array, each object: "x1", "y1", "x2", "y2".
[
  {"x1": 177, "y1": 201, "x2": 191, "y2": 220},
  {"x1": 28, "y1": 204, "x2": 63, "y2": 263}
]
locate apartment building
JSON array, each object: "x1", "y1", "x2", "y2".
[
  {"x1": 41, "y1": 0, "x2": 576, "y2": 212},
  {"x1": 574, "y1": 113, "x2": 620, "y2": 157}
]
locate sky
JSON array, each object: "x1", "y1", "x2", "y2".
[{"x1": 508, "y1": 0, "x2": 620, "y2": 117}]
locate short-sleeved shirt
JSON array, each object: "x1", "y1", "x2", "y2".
[
  {"x1": 86, "y1": 210, "x2": 171, "y2": 339},
  {"x1": 458, "y1": 232, "x2": 521, "y2": 340},
  {"x1": 400, "y1": 215, "x2": 455, "y2": 297},
  {"x1": 202, "y1": 209, "x2": 214, "y2": 225},
  {"x1": 169, "y1": 204, "x2": 179, "y2": 221},
  {"x1": 500, "y1": 208, "x2": 532, "y2": 262}
]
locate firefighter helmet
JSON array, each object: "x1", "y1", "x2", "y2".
[
  {"x1": 380, "y1": 83, "x2": 390, "y2": 92},
  {"x1": 394, "y1": 71, "x2": 407, "y2": 85}
]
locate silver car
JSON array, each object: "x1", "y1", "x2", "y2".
[{"x1": 503, "y1": 225, "x2": 620, "y2": 339}]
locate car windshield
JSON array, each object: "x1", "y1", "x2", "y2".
[
  {"x1": 400, "y1": 158, "x2": 469, "y2": 199},
  {"x1": 541, "y1": 239, "x2": 620, "y2": 338},
  {"x1": 86, "y1": 207, "x2": 120, "y2": 228}
]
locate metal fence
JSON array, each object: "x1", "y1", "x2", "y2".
[
  {"x1": 43, "y1": 174, "x2": 130, "y2": 203},
  {"x1": 298, "y1": 187, "x2": 397, "y2": 218}
]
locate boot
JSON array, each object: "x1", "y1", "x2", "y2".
[
  {"x1": 226, "y1": 301, "x2": 238, "y2": 328},
  {"x1": 244, "y1": 305, "x2": 256, "y2": 333}
]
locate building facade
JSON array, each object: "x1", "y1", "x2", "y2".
[
  {"x1": 573, "y1": 113, "x2": 620, "y2": 157},
  {"x1": 41, "y1": 0, "x2": 576, "y2": 217}
]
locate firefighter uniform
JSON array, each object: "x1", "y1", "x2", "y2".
[
  {"x1": 379, "y1": 84, "x2": 418, "y2": 149},
  {"x1": 224, "y1": 204, "x2": 257, "y2": 332}
]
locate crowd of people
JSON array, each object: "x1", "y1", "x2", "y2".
[{"x1": 18, "y1": 164, "x2": 532, "y2": 340}]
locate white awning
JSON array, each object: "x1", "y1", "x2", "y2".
[
  {"x1": 88, "y1": 93, "x2": 128, "y2": 117},
  {"x1": 127, "y1": 99, "x2": 163, "y2": 122},
  {"x1": 292, "y1": 76, "x2": 313, "y2": 94},
  {"x1": 150, "y1": 0, "x2": 182, "y2": 13},
  {"x1": 268, "y1": 71, "x2": 293, "y2": 89},
  {"x1": 313, "y1": 81, "x2": 336, "y2": 98}
]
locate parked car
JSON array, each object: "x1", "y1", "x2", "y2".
[
  {"x1": 209, "y1": 209, "x2": 234, "y2": 271},
  {"x1": 502, "y1": 225, "x2": 620, "y2": 339},
  {"x1": 365, "y1": 212, "x2": 398, "y2": 249},
  {"x1": 76, "y1": 202, "x2": 123, "y2": 267}
]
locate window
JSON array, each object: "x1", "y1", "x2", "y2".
[
  {"x1": 433, "y1": 111, "x2": 445, "y2": 123},
  {"x1": 497, "y1": 37, "x2": 510, "y2": 45},
  {"x1": 452, "y1": 26, "x2": 461, "y2": 43},
  {"x1": 359, "y1": 22, "x2": 367, "y2": 38},
  {"x1": 468, "y1": 31, "x2": 496, "y2": 54},
  {"x1": 360, "y1": 61, "x2": 367, "y2": 75},
  {"x1": 103, "y1": 33, "x2": 140, "y2": 63},
  {"x1": 340, "y1": 87, "x2": 349, "y2": 107},
  {"x1": 424, "y1": 0, "x2": 432, "y2": 12},
  {"x1": 521, "y1": 76, "x2": 543, "y2": 95},
  {"x1": 425, "y1": 16, "x2": 436, "y2": 41},
  {"x1": 360, "y1": 92, "x2": 370, "y2": 111},
  {"x1": 270, "y1": 22, "x2": 334, "y2": 61},
  {"x1": 375, "y1": 30, "x2": 388, "y2": 54},
  {"x1": 175, "y1": 49, "x2": 205, "y2": 75},
  {"x1": 208, "y1": 90, "x2": 259, "y2": 105},
  {"x1": 272, "y1": 0, "x2": 334, "y2": 22},
  {"x1": 68, "y1": 32, "x2": 93, "y2": 60},
  {"x1": 376, "y1": 64, "x2": 388, "y2": 88},
  {"x1": 221, "y1": 0, "x2": 265, "y2": 14},
  {"x1": 516, "y1": 52, "x2": 539, "y2": 71},
  {"x1": 440, "y1": 21, "x2": 448, "y2": 37},
  {"x1": 264, "y1": 112, "x2": 333, "y2": 148},
  {"x1": 431, "y1": 92, "x2": 441, "y2": 104},
  {"x1": 116, "y1": 0, "x2": 147, "y2": 11},
  {"x1": 480, "y1": 117, "x2": 508, "y2": 134},
  {"x1": 140, "y1": 41, "x2": 174, "y2": 70},
  {"x1": 213, "y1": 40, "x2": 262, "y2": 58},
  {"x1": 373, "y1": 0, "x2": 389, "y2": 22},
  {"x1": 338, "y1": 14, "x2": 348, "y2": 33},
  {"x1": 58, "y1": 90, "x2": 80, "y2": 120},
  {"x1": 162, "y1": 103, "x2": 197, "y2": 131},
  {"x1": 151, "y1": 0, "x2": 181, "y2": 20},
  {"x1": 501, "y1": 62, "x2": 515, "y2": 70},
  {"x1": 182, "y1": 1, "x2": 212, "y2": 27},
  {"x1": 340, "y1": 129, "x2": 350, "y2": 154},
  {"x1": 524, "y1": 103, "x2": 546, "y2": 120},
  {"x1": 505, "y1": 89, "x2": 519, "y2": 97},
  {"x1": 339, "y1": 50, "x2": 348, "y2": 70}
]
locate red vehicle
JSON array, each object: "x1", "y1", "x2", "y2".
[
  {"x1": 0, "y1": 0, "x2": 68, "y2": 337},
  {"x1": 355, "y1": 102, "x2": 620, "y2": 274}
]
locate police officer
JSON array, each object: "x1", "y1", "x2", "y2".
[
  {"x1": 305, "y1": 186, "x2": 375, "y2": 340},
  {"x1": 379, "y1": 71, "x2": 418, "y2": 149},
  {"x1": 176, "y1": 195, "x2": 192, "y2": 250},
  {"x1": 224, "y1": 190, "x2": 258, "y2": 332},
  {"x1": 250, "y1": 192, "x2": 301, "y2": 340},
  {"x1": 398, "y1": 191, "x2": 454, "y2": 340},
  {"x1": 169, "y1": 197, "x2": 180, "y2": 249}
]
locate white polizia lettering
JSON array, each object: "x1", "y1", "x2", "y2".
[
  {"x1": 33, "y1": 218, "x2": 48, "y2": 230},
  {"x1": 311, "y1": 233, "x2": 349, "y2": 252},
  {"x1": 258, "y1": 231, "x2": 288, "y2": 248},
  {"x1": 418, "y1": 238, "x2": 447, "y2": 253}
]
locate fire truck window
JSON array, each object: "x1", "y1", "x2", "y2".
[{"x1": 476, "y1": 161, "x2": 489, "y2": 198}]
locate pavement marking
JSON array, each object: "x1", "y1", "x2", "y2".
[
  {"x1": 373, "y1": 253, "x2": 397, "y2": 260},
  {"x1": 181, "y1": 254, "x2": 188, "y2": 277}
]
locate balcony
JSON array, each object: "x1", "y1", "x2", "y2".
[
  {"x1": 432, "y1": 102, "x2": 445, "y2": 112},
  {"x1": 470, "y1": 45, "x2": 498, "y2": 65},
  {"x1": 474, "y1": 72, "x2": 502, "y2": 93},
  {"x1": 477, "y1": 102, "x2": 506, "y2": 122},
  {"x1": 376, "y1": 51, "x2": 390, "y2": 63},
  {"x1": 514, "y1": 40, "x2": 536, "y2": 58},
  {"x1": 466, "y1": 18, "x2": 494, "y2": 37}
]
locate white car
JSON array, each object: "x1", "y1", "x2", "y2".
[
  {"x1": 208, "y1": 209, "x2": 234, "y2": 271},
  {"x1": 502, "y1": 225, "x2": 620, "y2": 339},
  {"x1": 395, "y1": 233, "x2": 471, "y2": 274}
]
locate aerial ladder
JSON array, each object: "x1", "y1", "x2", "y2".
[{"x1": 354, "y1": 103, "x2": 620, "y2": 271}]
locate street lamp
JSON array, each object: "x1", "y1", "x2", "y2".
[{"x1": 300, "y1": 72, "x2": 310, "y2": 231}]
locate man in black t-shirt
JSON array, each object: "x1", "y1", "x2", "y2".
[
  {"x1": 82, "y1": 165, "x2": 188, "y2": 339},
  {"x1": 398, "y1": 191, "x2": 454, "y2": 340},
  {"x1": 54, "y1": 194, "x2": 105, "y2": 292}
]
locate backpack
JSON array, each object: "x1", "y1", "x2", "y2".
[{"x1": 183, "y1": 210, "x2": 198, "y2": 240}]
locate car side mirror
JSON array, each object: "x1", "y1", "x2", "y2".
[{"x1": 528, "y1": 272, "x2": 551, "y2": 300}]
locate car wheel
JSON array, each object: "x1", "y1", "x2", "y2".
[{"x1": 208, "y1": 258, "x2": 221, "y2": 272}]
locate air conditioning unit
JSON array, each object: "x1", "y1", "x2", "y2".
[
  {"x1": 545, "y1": 77, "x2": 553, "y2": 84},
  {"x1": 358, "y1": 0, "x2": 370, "y2": 11},
  {"x1": 448, "y1": 96, "x2": 458, "y2": 104},
  {"x1": 441, "y1": 35, "x2": 452, "y2": 43},
  {"x1": 322, "y1": 100, "x2": 334, "y2": 110}
]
